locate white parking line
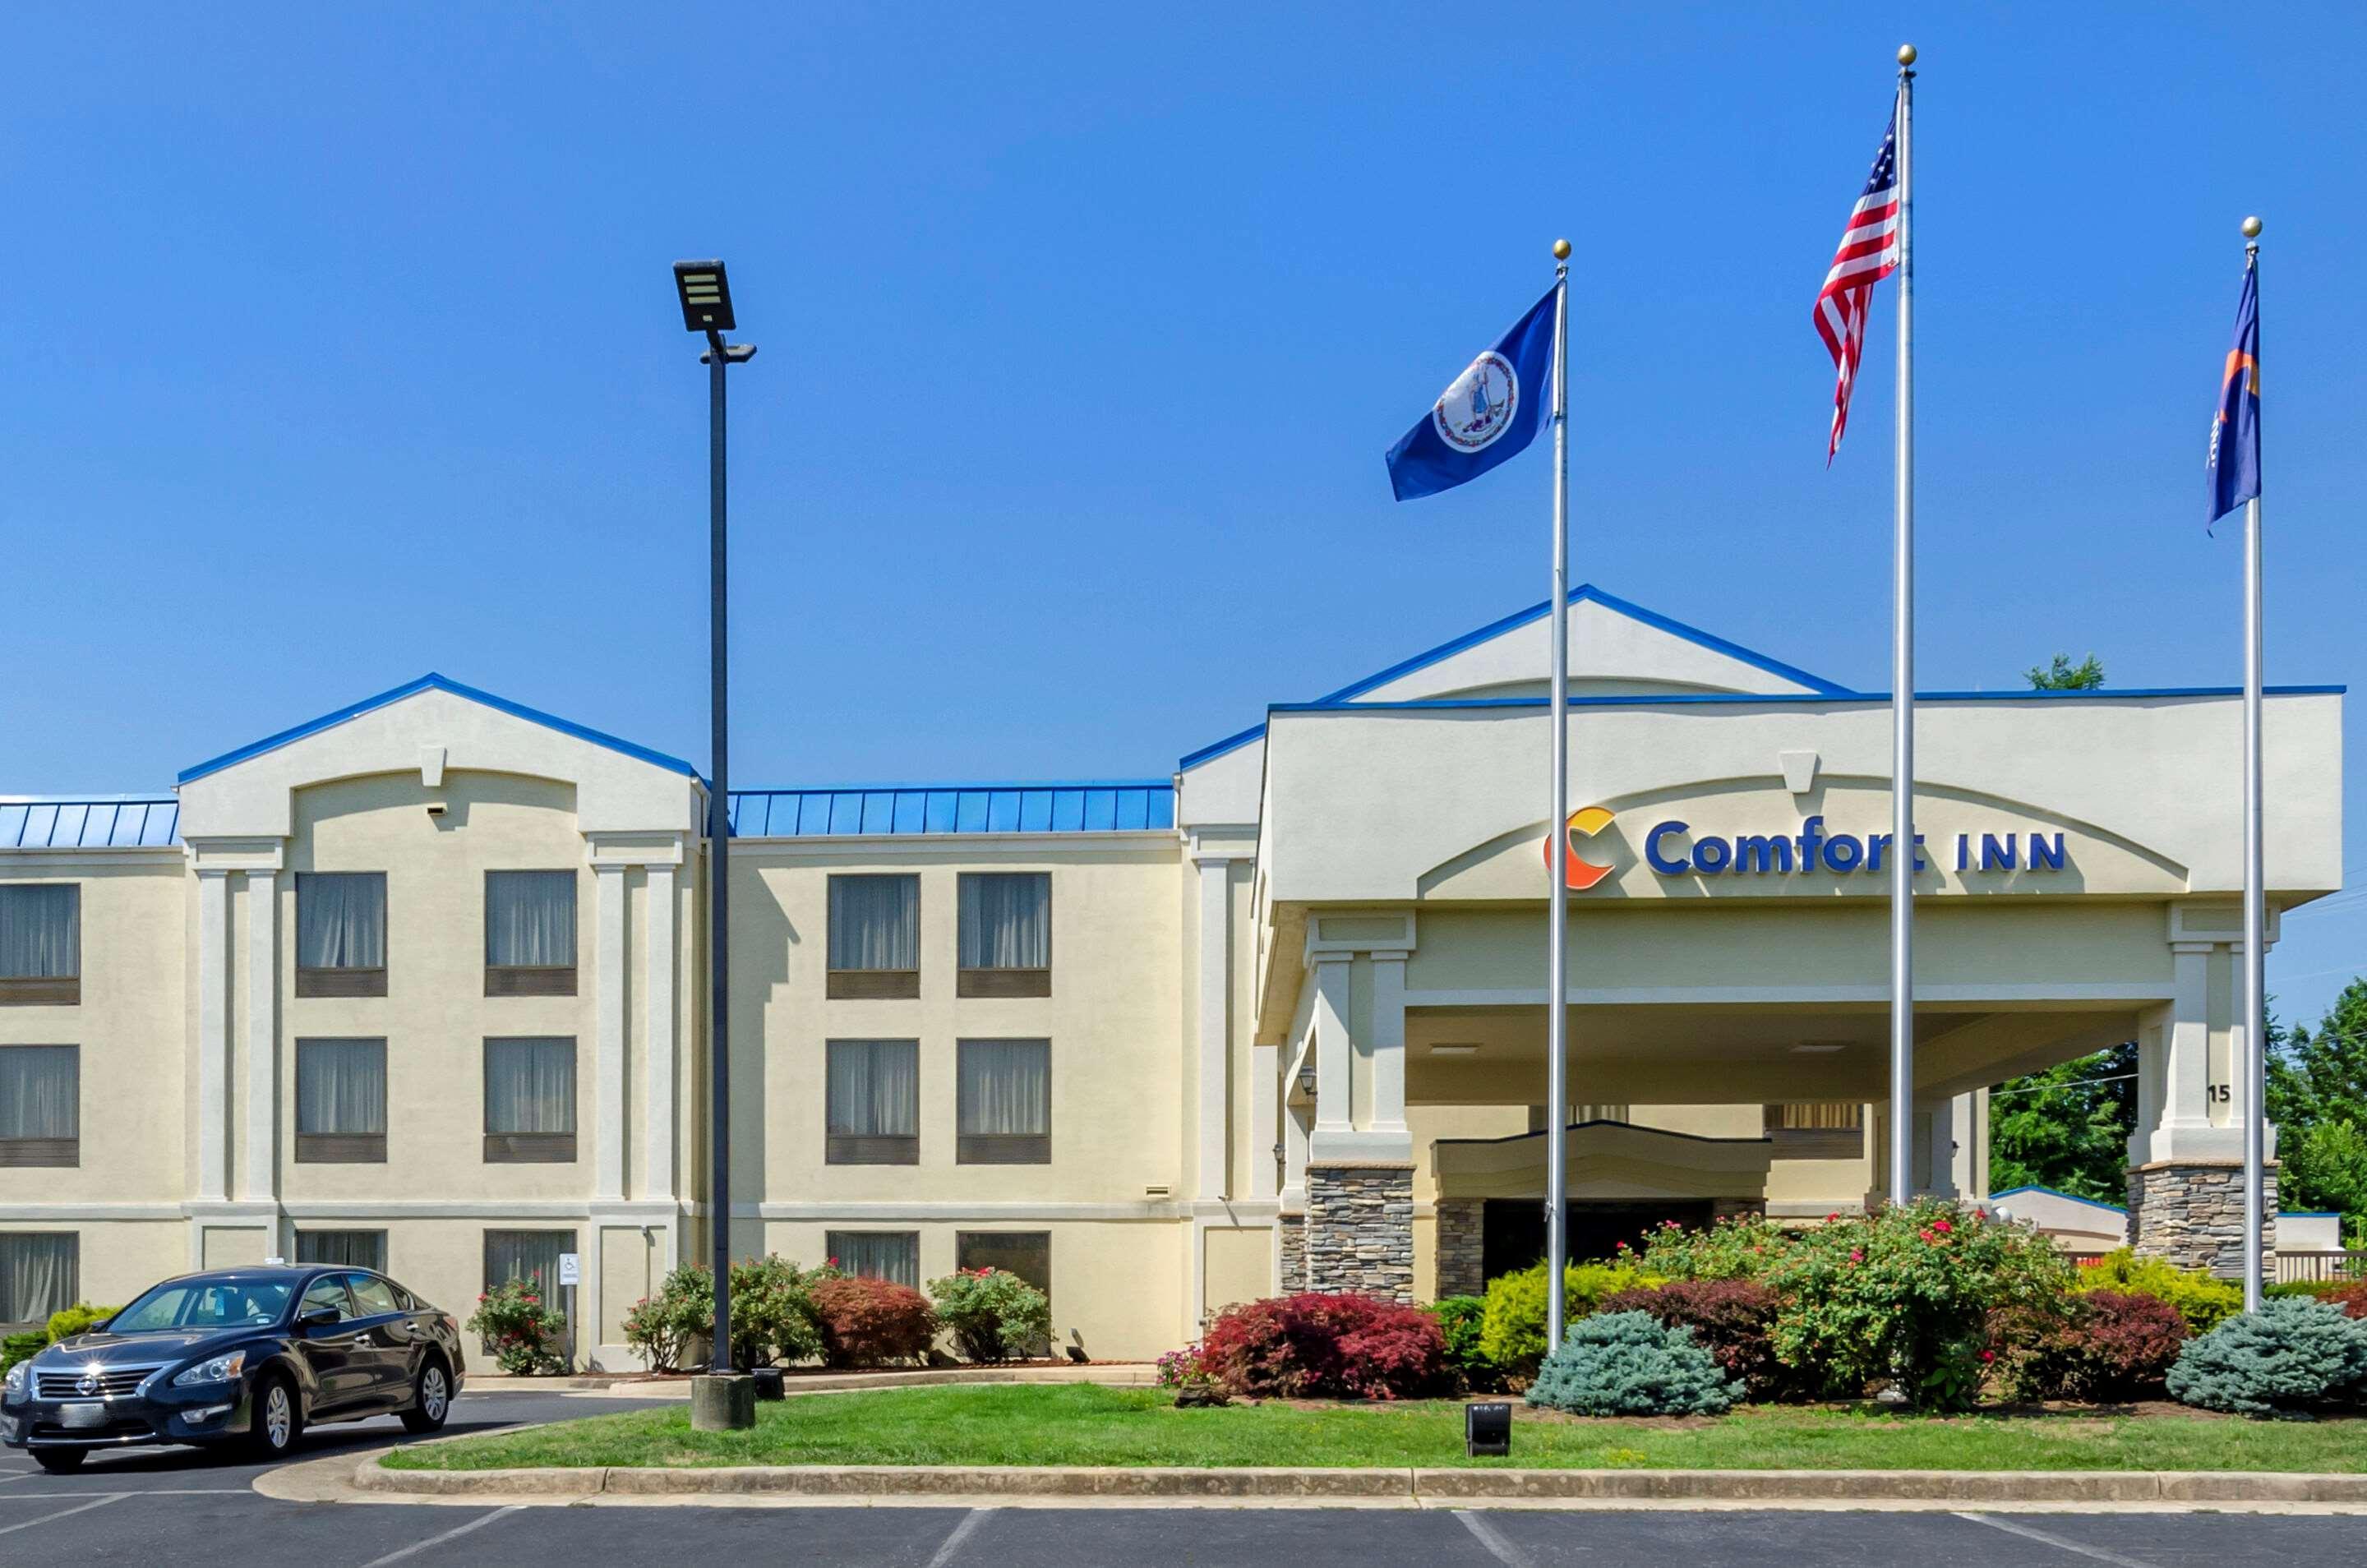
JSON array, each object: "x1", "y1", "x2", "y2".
[
  {"x1": 1954, "y1": 1512, "x2": 2158, "y2": 1566},
  {"x1": 358, "y1": 1503, "x2": 525, "y2": 1566},
  {"x1": 923, "y1": 1506, "x2": 995, "y2": 1568},
  {"x1": 0, "y1": 1495, "x2": 122, "y2": 1536},
  {"x1": 1455, "y1": 1510, "x2": 1536, "y2": 1568},
  {"x1": 0, "y1": 1489, "x2": 247, "y2": 1501}
]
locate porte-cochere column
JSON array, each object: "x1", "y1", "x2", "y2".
[{"x1": 1298, "y1": 919, "x2": 1416, "y2": 1303}]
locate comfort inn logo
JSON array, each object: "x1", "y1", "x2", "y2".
[{"x1": 1543, "y1": 805, "x2": 1617, "y2": 891}]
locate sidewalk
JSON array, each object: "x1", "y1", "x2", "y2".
[{"x1": 464, "y1": 1362, "x2": 1156, "y2": 1398}]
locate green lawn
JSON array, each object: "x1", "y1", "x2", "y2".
[{"x1": 386, "y1": 1384, "x2": 2367, "y2": 1473}]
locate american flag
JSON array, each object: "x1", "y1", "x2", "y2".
[{"x1": 1815, "y1": 105, "x2": 1901, "y2": 462}]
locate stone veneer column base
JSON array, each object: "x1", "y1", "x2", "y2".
[
  {"x1": 1433, "y1": 1197, "x2": 1486, "y2": 1300},
  {"x1": 1710, "y1": 1197, "x2": 1766, "y2": 1224},
  {"x1": 2127, "y1": 1160, "x2": 2277, "y2": 1280},
  {"x1": 1305, "y1": 1164, "x2": 1414, "y2": 1303},
  {"x1": 1276, "y1": 1213, "x2": 1306, "y2": 1294}
]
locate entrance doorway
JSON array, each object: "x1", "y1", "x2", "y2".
[{"x1": 1479, "y1": 1199, "x2": 1715, "y2": 1280}]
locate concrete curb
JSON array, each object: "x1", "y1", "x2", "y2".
[{"x1": 355, "y1": 1456, "x2": 2367, "y2": 1505}]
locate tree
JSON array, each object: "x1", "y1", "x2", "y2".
[
  {"x1": 2268, "y1": 979, "x2": 2367, "y2": 1241},
  {"x1": 2027, "y1": 653, "x2": 2106, "y2": 690},
  {"x1": 1988, "y1": 1041, "x2": 2139, "y2": 1203}
]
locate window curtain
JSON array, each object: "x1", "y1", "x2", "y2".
[
  {"x1": 485, "y1": 1039, "x2": 576, "y2": 1134},
  {"x1": 827, "y1": 1231, "x2": 919, "y2": 1289},
  {"x1": 0, "y1": 1047, "x2": 77, "y2": 1140},
  {"x1": 958, "y1": 874, "x2": 1049, "y2": 969},
  {"x1": 826, "y1": 1040, "x2": 918, "y2": 1137},
  {"x1": 295, "y1": 1040, "x2": 386, "y2": 1134},
  {"x1": 0, "y1": 1234, "x2": 77, "y2": 1325},
  {"x1": 828, "y1": 876, "x2": 919, "y2": 971},
  {"x1": 958, "y1": 1040, "x2": 1050, "y2": 1135},
  {"x1": 0, "y1": 886, "x2": 78, "y2": 979},
  {"x1": 484, "y1": 1230, "x2": 571, "y2": 1300},
  {"x1": 486, "y1": 871, "x2": 576, "y2": 967},
  {"x1": 295, "y1": 1230, "x2": 388, "y2": 1271},
  {"x1": 1769, "y1": 1102, "x2": 1861, "y2": 1131},
  {"x1": 298, "y1": 873, "x2": 385, "y2": 968}
]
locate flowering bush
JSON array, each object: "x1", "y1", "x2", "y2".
[
  {"x1": 467, "y1": 1278, "x2": 568, "y2": 1374},
  {"x1": 1155, "y1": 1345, "x2": 1202, "y2": 1388},
  {"x1": 2074, "y1": 1249, "x2": 2245, "y2": 1334},
  {"x1": 1633, "y1": 1213, "x2": 1795, "y2": 1282},
  {"x1": 810, "y1": 1275, "x2": 936, "y2": 1368},
  {"x1": 1987, "y1": 1289, "x2": 2188, "y2": 1402},
  {"x1": 1424, "y1": 1295, "x2": 1502, "y2": 1392},
  {"x1": 2168, "y1": 1298, "x2": 2367, "y2": 1417},
  {"x1": 1197, "y1": 1293, "x2": 1448, "y2": 1400},
  {"x1": 1758, "y1": 1200, "x2": 2071, "y2": 1409},
  {"x1": 727, "y1": 1255, "x2": 827, "y2": 1368},
  {"x1": 929, "y1": 1267, "x2": 1052, "y2": 1363},
  {"x1": 621, "y1": 1266, "x2": 708, "y2": 1372},
  {"x1": 1479, "y1": 1262, "x2": 1656, "y2": 1379},
  {"x1": 1601, "y1": 1280, "x2": 1794, "y2": 1401},
  {"x1": 1525, "y1": 1311, "x2": 1737, "y2": 1417}
]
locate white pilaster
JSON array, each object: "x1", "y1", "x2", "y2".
[
  {"x1": 196, "y1": 869, "x2": 231, "y2": 1202},
  {"x1": 593, "y1": 862, "x2": 627, "y2": 1201},
  {"x1": 1193, "y1": 855, "x2": 1233, "y2": 1201},
  {"x1": 642, "y1": 865, "x2": 677, "y2": 1201},
  {"x1": 1280, "y1": 1101, "x2": 1310, "y2": 1210},
  {"x1": 2144, "y1": 939, "x2": 2241, "y2": 1162},
  {"x1": 1248, "y1": 1043, "x2": 1279, "y2": 1201},
  {"x1": 1368, "y1": 949, "x2": 1408, "y2": 1137},
  {"x1": 1310, "y1": 954, "x2": 1352, "y2": 1135},
  {"x1": 241, "y1": 870, "x2": 278, "y2": 1201}
]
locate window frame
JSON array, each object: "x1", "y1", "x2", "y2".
[
  {"x1": 0, "y1": 1231, "x2": 79, "y2": 1330},
  {"x1": 826, "y1": 874, "x2": 921, "y2": 999},
  {"x1": 483, "y1": 869, "x2": 579, "y2": 997},
  {"x1": 0, "y1": 1045, "x2": 78, "y2": 1168},
  {"x1": 954, "y1": 1229, "x2": 1051, "y2": 1354},
  {"x1": 293, "y1": 1037, "x2": 388, "y2": 1164},
  {"x1": 955, "y1": 872, "x2": 1051, "y2": 998},
  {"x1": 482, "y1": 1036, "x2": 579, "y2": 1164},
  {"x1": 955, "y1": 1037, "x2": 1051, "y2": 1165},
  {"x1": 294, "y1": 871, "x2": 388, "y2": 998},
  {"x1": 824, "y1": 1229, "x2": 921, "y2": 1289},
  {"x1": 481, "y1": 1228, "x2": 576, "y2": 1352},
  {"x1": 0, "y1": 884, "x2": 81, "y2": 1006},
  {"x1": 1762, "y1": 1102, "x2": 1866, "y2": 1160},
  {"x1": 293, "y1": 1229, "x2": 389, "y2": 1274},
  {"x1": 824, "y1": 1039, "x2": 920, "y2": 1165}
]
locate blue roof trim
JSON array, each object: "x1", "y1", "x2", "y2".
[
  {"x1": 1989, "y1": 1185, "x2": 2128, "y2": 1215},
  {"x1": 1313, "y1": 583, "x2": 1858, "y2": 705},
  {"x1": 730, "y1": 782, "x2": 1174, "y2": 838},
  {"x1": 2283, "y1": 1210, "x2": 2342, "y2": 1219},
  {"x1": 1267, "y1": 683, "x2": 2346, "y2": 716},
  {"x1": 176, "y1": 674, "x2": 701, "y2": 785},
  {"x1": 1178, "y1": 722, "x2": 1267, "y2": 772},
  {"x1": 0, "y1": 797, "x2": 181, "y2": 850}
]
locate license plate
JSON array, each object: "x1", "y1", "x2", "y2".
[{"x1": 57, "y1": 1402, "x2": 106, "y2": 1430}]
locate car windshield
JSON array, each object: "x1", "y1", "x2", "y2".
[{"x1": 108, "y1": 1280, "x2": 294, "y2": 1332}]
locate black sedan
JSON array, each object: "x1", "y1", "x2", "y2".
[{"x1": 0, "y1": 1263, "x2": 466, "y2": 1472}]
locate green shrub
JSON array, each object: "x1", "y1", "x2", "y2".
[
  {"x1": 44, "y1": 1303, "x2": 119, "y2": 1344},
  {"x1": 1423, "y1": 1295, "x2": 1500, "y2": 1392},
  {"x1": 622, "y1": 1265, "x2": 712, "y2": 1372},
  {"x1": 2167, "y1": 1298, "x2": 2367, "y2": 1417},
  {"x1": 1602, "y1": 1280, "x2": 1794, "y2": 1401},
  {"x1": 1634, "y1": 1213, "x2": 1795, "y2": 1282},
  {"x1": 2074, "y1": 1249, "x2": 2245, "y2": 1333},
  {"x1": 929, "y1": 1267, "x2": 1051, "y2": 1363},
  {"x1": 0, "y1": 1331, "x2": 46, "y2": 1378},
  {"x1": 1987, "y1": 1289, "x2": 2189, "y2": 1403},
  {"x1": 466, "y1": 1278, "x2": 569, "y2": 1374},
  {"x1": 1524, "y1": 1310, "x2": 1737, "y2": 1416},
  {"x1": 1479, "y1": 1262, "x2": 1656, "y2": 1380},
  {"x1": 727, "y1": 1255, "x2": 826, "y2": 1368},
  {"x1": 1760, "y1": 1201, "x2": 2070, "y2": 1409}
]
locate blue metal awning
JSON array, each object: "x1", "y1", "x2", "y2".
[
  {"x1": 0, "y1": 797, "x2": 182, "y2": 850},
  {"x1": 727, "y1": 782, "x2": 1174, "y2": 838}
]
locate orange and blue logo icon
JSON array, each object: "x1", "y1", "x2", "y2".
[{"x1": 1543, "y1": 805, "x2": 1617, "y2": 891}]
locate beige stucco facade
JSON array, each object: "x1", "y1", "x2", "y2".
[{"x1": 0, "y1": 587, "x2": 2343, "y2": 1360}]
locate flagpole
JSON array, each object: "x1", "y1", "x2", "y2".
[
  {"x1": 1886, "y1": 44, "x2": 1917, "y2": 1206},
  {"x1": 2240, "y1": 216, "x2": 2266, "y2": 1314},
  {"x1": 1545, "y1": 236, "x2": 1573, "y2": 1353}
]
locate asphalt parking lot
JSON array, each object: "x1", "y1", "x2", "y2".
[{"x1": 2, "y1": 1390, "x2": 2363, "y2": 1566}]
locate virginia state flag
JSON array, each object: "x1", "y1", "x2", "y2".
[
  {"x1": 2206, "y1": 266, "x2": 2261, "y2": 526},
  {"x1": 1386, "y1": 286, "x2": 1557, "y2": 501}
]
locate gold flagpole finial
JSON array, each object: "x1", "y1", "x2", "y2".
[
  {"x1": 2241, "y1": 215, "x2": 2263, "y2": 239},
  {"x1": 1552, "y1": 238, "x2": 1571, "y2": 261},
  {"x1": 1898, "y1": 43, "x2": 1917, "y2": 67}
]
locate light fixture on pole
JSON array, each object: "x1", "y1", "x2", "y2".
[{"x1": 674, "y1": 258, "x2": 757, "y2": 1431}]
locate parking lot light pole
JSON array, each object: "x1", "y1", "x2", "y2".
[{"x1": 672, "y1": 260, "x2": 757, "y2": 1432}]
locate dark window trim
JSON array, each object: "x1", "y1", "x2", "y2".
[
  {"x1": 956, "y1": 967, "x2": 1050, "y2": 998},
  {"x1": 954, "y1": 1229, "x2": 1052, "y2": 1353},
  {"x1": 295, "y1": 1132, "x2": 387, "y2": 1164},
  {"x1": 0, "y1": 1137, "x2": 76, "y2": 1168},
  {"x1": 956, "y1": 1132, "x2": 1050, "y2": 1165},
  {"x1": 827, "y1": 969, "x2": 920, "y2": 1000},
  {"x1": 0, "y1": 978, "x2": 78, "y2": 1007},
  {"x1": 483, "y1": 1132, "x2": 579, "y2": 1164},
  {"x1": 826, "y1": 1133, "x2": 919, "y2": 1165},
  {"x1": 484, "y1": 965, "x2": 578, "y2": 998},
  {"x1": 297, "y1": 966, "x2": 387, "y2": 998},
  {"x1": 1762, "y1": 1103, "x2": 1865, "y2": 1160}
]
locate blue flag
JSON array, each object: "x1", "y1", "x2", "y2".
[
  {"x1": 2206, "y1": 265, "x2": 2260, "y2": 526},
  {"x1": 1386, "y1": 286, "x2": 1557, "y2": 501}
]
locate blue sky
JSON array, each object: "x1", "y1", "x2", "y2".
[{"x1": 5, "y1": 3, "x2": 2363, "y2": 1020}]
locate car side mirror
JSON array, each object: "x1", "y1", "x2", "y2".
[{"x1": 297, "y1": 1307, "x2": 341, "y2": 1330}]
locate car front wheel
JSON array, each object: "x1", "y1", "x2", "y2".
[
  {"x1": 246, "y1": 1374, "x2": 301, "y2": 1460},
  {"x1": 399, "y1": 1360, "x2": 451, "y2": 1435},
  {"x1": 32, "y1": 1449, "x2": 85, "y2": 1473}
]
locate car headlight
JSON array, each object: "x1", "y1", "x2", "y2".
[
  {"x1": 2, "y1": 1362, "x2": 26, "y2": 1398},
  {"x1": 171, "y1": 1350, "x2": 246, "y2": 1387}
]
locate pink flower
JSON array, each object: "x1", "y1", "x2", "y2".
[
  {"x1": 1825, "y1": 1213, "x2": 1839, "y2": 1223},
  {"x1": 1615, "y1": 1240, "x2": 1630, "y2": 1251},
  {"x1": 1980, "y1": 1349, "x2": 1996, "y2": 1363},
  {"x1": 1933, "y1": 1219, "x2": 1953, "y2": 1234},
  {"x1": 1848, "y1": 1249, "x2": 1864, "y2": 1263}
]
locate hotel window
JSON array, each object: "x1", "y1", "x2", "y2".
[
  {"x1": 484, "y1": 1037, "x2": 577, "y2": 1162},
  {"x1": 296, "y1": 1039, "x2": 388, "y2": 1162},
  {"x1": 956, "y1": 1230, "x2": 1051, "y2": 1354},
  {"x1": 825, "y1": 1040, "x2": 919, "y2": 1164},
  {"x1": 0, "y1": 1234, "x2": 77, "y2": 1330},
  {"x1": 828, "y1": 874, "x2": 920, "y2": 998},
  {"x1": 1763, "y1": 1102, "x2": 1864, "y2": 1160},
  {"x1": 485, "y1": 870, "x2": 578, "y2": 997},
  {"x1": 296, "y1": 872, "x2": 386, "y2": 998},
  {"x1": 0, "y1": 1046, "x2": 77, "y2": 1168},
  {"x1": 482, "y1": 1229, "x2": 574, "y2": 1346},
  {"x1": 826, "y1": 1230, "x2": 920, "y2": 1289},
  {"x1": 0, "y1": 885, "x2": 79, "y2": 1006},
  {"x1": 956, "y1": 873, "x2": 1050, "y2": 998},
  {"x1": 957, "y1": 1039, "x2": 1050, "y2": 1164},
  {"x1": 295, "y1": 1229, "x2": 389, "y2": 1274}
]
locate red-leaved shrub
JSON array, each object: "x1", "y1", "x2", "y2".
[
  {"x1": 1601, "y1": 1280, "x2": 1793, "y2": 1400},
  {"x1": 1987, "y1": 1289, "x2": 2188, "y2": 1402},
  {"x1": 810, "y1": 1275, "x2": 937, "y2": 1368},
  {"x1": 2317, "y1": 1282, "x2": 2367, "y2": 1321},
  {"x1": 1196, "y1": 1293, "x2": 1446, "y2": 1400}
]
